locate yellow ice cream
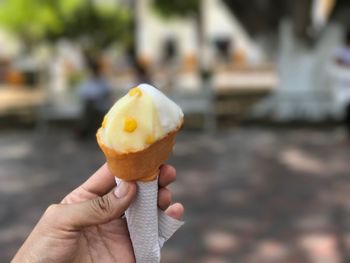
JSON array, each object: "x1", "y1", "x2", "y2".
[{"x1": 98, "y1": 87, "x2": 165, "y2": 153}]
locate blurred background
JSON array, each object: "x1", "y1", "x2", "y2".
[{"x1": 2, "y1": 0, "x2": 350, "y2": 262}]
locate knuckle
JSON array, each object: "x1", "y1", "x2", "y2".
[
  {"x1": 43, "y1": 204, "x2": 65, "y2": 226},
  {"x1": 160, "y1": 189, "x2": 172, "y2": 206},
  {"x1": 91, "y1": 195, "x2": 112, "y2": 215},
  {"x1": 165, "y1": 165, "x2": 176, "y2": 177},
  {"x1": 169, "y1": 165, "x2": 176, "y2": 176},
  {"x1": 44, "y1": 204, "x2": 60, "y2": 218},
  {"x1": 162, "y1": 187, "x2": 172, "y2": 199}
]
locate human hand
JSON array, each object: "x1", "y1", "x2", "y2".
[{"x1": 12, "y1": 164, "x2": 184, "y2": 263}]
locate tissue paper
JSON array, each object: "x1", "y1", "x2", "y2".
[{"x1": 116, "y1": 178, "x2": 184, "y2": 262}]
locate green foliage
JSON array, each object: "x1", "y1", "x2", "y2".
[
  {"x1": 51, "y1": 1, "x2": 132, "y2": 50},
  {"x1": 152, "y1": 0, "x2": 199, "y2": 18},
  {"x1": 0, "y1": 0, "x2": 62, "y2": 41},
  {"x1": 0, "y1": 0, "x2": 132, "y2": 49}
]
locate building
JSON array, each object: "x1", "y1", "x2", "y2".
[{"x1": 136, "y1": 0, "x2": 265, "y2": 70}]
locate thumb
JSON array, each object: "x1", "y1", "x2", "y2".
[{"x1": 47, "y1": 181, "x2": 136, "y2": 229}]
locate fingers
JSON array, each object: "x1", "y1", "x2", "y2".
[
  {"x1": 45, "y1": 182, "x2": 137, "y2": 230},
  {"x1": 72, "y1": 163, "x2": 175, "y2": 199},
  {"x1": 158, "y1": 165, "x2": 181, "y2": 212},
  {"x1": 165, "y1": 203, "x2": 184, "y2": 220},
  {"x1": 158, "y1": 188, "x2": 172, "y2": 210},
  {"x1": 158, "y1": 165, "x2": 176, "y2": 188},
  {"x1": 79, "y1": 163, "x2": 116, "y2": 196}
]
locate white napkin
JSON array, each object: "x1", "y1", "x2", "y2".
[{"x1": 115, "y1": 177, "x2": 184, "y2": 263}]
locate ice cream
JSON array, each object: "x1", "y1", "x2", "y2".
[
  {"x1": 98, "y1": 83, "x2": 183, "y2": 153},
  {"x1": 96, "y1": 83, "x2": 184, "y2": 181},
  {"x1": 96, "y1": 83, "x2": 184, "y2": 262}
]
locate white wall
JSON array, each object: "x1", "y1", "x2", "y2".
[
  {"x1": 203, "y1": 0, "x2": 264, "y2": 65},
  {"x1": 253, "y1": 21, "x2": 344, "y2": 121},
  {"x1": 136, "y1": 0, "x2": 197, "y2": 64},
  {"x1": 136, "y1": 0, "x2": 265, "y2": 65},
  {"x1": 0, "y1": 28, "x2": 21, "y2": 59}
]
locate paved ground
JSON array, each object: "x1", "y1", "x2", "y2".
[{"x1": 1, "y1": 127, "x2": 350, "y2": 262}]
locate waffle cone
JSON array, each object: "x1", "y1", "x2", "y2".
[{"x1": 96, "y1": 124, "x2": 182, "y2": 182}]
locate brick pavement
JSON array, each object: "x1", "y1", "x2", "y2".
[{"x1": 1, "y1": 128, "x2": 350, "y2": 262}]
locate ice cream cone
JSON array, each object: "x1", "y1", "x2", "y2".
[{"x1": 96, "y1": 122, "x2": 183, "y2": 182}]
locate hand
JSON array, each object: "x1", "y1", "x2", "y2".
[{"x1": 12, "y1": 164, "x2": 184, "y2": 263}]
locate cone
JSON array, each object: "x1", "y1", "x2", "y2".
[{"x1": 96, "y1": 123, "x2": 183, "y2": 182}]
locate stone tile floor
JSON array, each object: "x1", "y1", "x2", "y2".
[{"x1": 1, "y1": 127, "x2": 350, "y2": 262}]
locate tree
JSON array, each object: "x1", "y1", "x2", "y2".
[{"x1": 0, "y1": 0, "x2": 132, "y2": 50}]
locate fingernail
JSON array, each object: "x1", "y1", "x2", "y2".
[{"x1": 114, "y1": 182, "x2": 129, "y2": 198}]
